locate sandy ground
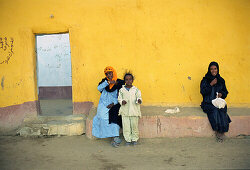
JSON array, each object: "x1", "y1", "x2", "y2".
[{"x1": 0, "y1": 135, "x2": 249, "y2": 170}]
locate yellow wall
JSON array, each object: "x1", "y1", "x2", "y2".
[{"x1": 0, "y1": 0, "x2": 249, "y2": 108}]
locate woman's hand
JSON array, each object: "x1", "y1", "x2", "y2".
[
  {"x1": 108, "y1": 80, "x2": 116, "y2": 84},
  {"x1": 217, "y1": 93, "x2": 222, "y2": 98},
  {"x1": 107, "y1": 103, "x2": 114, "y2": 109},
  {"x1": 210, "y1": 78, "x2": 217, "y2": 86},
  {"x1": 122, "y1": 100, "x2": 127, "y2": 105}
]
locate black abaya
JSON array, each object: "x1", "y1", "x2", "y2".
[{"x1": 200, "y1": 62, "x2": 231, "y2": 133}]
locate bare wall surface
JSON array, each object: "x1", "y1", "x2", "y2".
[{"x1": 0, "y1": 1, "x2": 249, "y2": 111}]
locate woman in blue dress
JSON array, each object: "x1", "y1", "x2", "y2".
[{"x1": 92, "y1": 66, "x2": 124, "y2": 147}]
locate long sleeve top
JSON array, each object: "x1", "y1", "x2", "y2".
[
  {"x1": 200, "y1": 77, "x2": 228, "y2": 108},
  {"x1": 96, "y1": 80, "x2": 118, "y2": 119},
  {"x1": 118, "y1": 85, "x2": 142, "y2": 117}
]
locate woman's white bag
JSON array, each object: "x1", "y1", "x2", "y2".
[{"x1": 212, "y1": 92, "x2": 227, "y2": 109}]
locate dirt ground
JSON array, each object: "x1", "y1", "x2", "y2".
[{"x1": 0, "y1": 135, "x2": 249, "y2": 170}]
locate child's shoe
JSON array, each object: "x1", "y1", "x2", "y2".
[
  {"x1": 114, "y1": 137, "x2": 122, "y2": 144},
  {"x1": 125, "y1": 142, "x2": 131, "y2": 146},
  {"x1": 132, "y1": 141, "x2": 138, "y2": 146}
]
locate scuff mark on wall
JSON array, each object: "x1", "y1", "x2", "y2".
[
  {"x1": 16, "y1": 79, "x2": 23, "y2": 86},
  {"x1": 1, "y1": 76, "x2": 5, "y2": 90},
  {"x1": 157, "y1": 117, "x2": 161, "y2": 134},
  {"x1": 152, "y1": 41, "x2": 158, "y2": 50},
  {"x1": 189, "y1": 95, "x2": 192, "y2": 101},
  {"x1": 136, "y1": 0, "x2": 143, "y2": 10},
  {"x1": 182, "y1": 84, "x2": 185, "y2": 92}
]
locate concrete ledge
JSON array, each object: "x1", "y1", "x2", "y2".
[
  {"x1": 17, "y1": 114, "x2": 87, "y2": 137},
  {"x1": 73, "y1": 102, "x2": 93, "y2": 115},
  {"x1": 0, "y1": 101, "x2": 38, "y2": 134},
  {"x1": 86, "y1": 106, "x2": 250, "y2": 138},
  {"x1": 138, "y1": 115, "x2": 250, "y2": 138},
  {"x1": 86, "y1": 118, "x2": 93, "y2": 139}
]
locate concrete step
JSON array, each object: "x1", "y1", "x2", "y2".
[
  {"x1": 86, "y1": 106, "x2": 250, "y2": 138},
  {"x1": 17, "y1": 114, "x2": 87, "y2": 137}
]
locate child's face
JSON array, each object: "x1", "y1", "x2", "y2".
[
  {"x1": 125, "y1": 75, "x2": 133, "y2": 86},
  {"x1": 105, "y1": 71, "x2": 113, "y2": 80}
]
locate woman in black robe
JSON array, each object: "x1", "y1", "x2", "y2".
[{"x1": 200, "y1": 62, "x2": 231, "y2": 142}]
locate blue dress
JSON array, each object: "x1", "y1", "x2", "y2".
[{"x1": 92, "y1": 80, "x2": 120, "y2": 138}]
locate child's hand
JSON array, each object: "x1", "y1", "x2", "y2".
[
  {"x1": 137, "y1": 99, "x2": 142, "y2": 104},
  {"x1": 122, "y1": 100, "x2": 127, "y2": 105},
  {"x1": 107, "y1": 103, "x2": 114, "y2": 109}
]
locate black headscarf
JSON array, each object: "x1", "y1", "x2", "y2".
[{"x1": 204, "y1": 61, "x2": 224, "y2": 84}]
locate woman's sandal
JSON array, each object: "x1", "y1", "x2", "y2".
[
  {"x1": 216, "y1": 135, "x2": 223, "y2": 143},
  {"x1": 216, "y1": 137, "x2": 223, "y2": 143},
  {"x1": 111, "y1": 141, "x2": 119, "y2": 148}
]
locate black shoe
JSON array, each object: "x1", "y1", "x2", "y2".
[
  {"x1": 131, "y1": 141, "x2": 138, "y2": 145},
  {"x1": 125, "y1": 142, "x2": 131, "y2": 146},
  {"x1": 111, "y1": 141, "x2": 119, "y2": 148}
]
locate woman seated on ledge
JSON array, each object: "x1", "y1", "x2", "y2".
[
  {"x1": 200, "y1": 61, "x2": 231, "y2": 142},
  {"x1": 92, "y1": 66, "x2": 124, "y2": 147}
]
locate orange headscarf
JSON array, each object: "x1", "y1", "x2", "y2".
[{"x1": 104, "y1": 66, "x2": 117, "y2": 89}]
